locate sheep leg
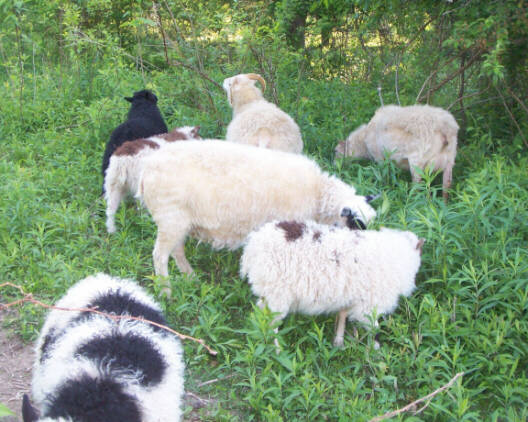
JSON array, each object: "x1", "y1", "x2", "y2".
[
  {"x1": 153, "y1": 224, "x2": 191, "y2": 277},
  {"x1": 105, "y1": 187, "x2": 126, "y2": 233},
  {"x1": 270, "y1": 311, "x2": 287, "y2": 354},
  {"x1": 409, "y1": 164, "x2": 422, "y2": 183},
  {"x1": 442, "y1": 164, "x2": 453, "y2": 203},
  {"x1": 333, "y1": 309, "x2": 349, "y2": 348}
]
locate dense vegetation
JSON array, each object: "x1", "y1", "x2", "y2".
[{"x1": 1, "y1": 0, "x2": 527, "y2": 420}]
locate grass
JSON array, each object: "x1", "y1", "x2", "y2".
[{"x1": 1, "y1": 61, "x2": 527, "y2": 421}]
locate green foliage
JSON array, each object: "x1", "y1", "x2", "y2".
[
  {"x1": 0, "y1": 403, "x2": 15, "y2": 418},
  {"x1": 0, "y1": 1, "x2": 527, "y2": 420}
]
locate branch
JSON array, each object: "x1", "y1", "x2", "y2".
[
  {"x1": 170, "y1": 59, "x2": 224, "y2": 91},
  {"x1": 0, "y1": 282, "x2": 218, "y2": 356},
  {"x1": 368, "y1": 372, "x2": 464, "y2": 422},
  {"x1": 417, "y1": 48, "x2": 484, "y2": 103},
  {"x1": 495, "y1": 86, "x2": 528, "y2": 149}
]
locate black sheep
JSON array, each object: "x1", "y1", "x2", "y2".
[{"x1": 101, "y1": 90, "x2": 167, "y2": 193}]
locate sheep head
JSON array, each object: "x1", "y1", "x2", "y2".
[
  {"x1": 223, "y1": 73, "x2": 266, "y2": 111},
  {"x1": 335, "y1": 124, "x2": 370, "y2": 159},
  {"x1": 124, "y1": 89, "x2": 158, "y2": 104}
]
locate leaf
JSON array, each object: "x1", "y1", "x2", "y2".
[{"x1": 0, "y1": 403, "x2": 15, "y2": 417}]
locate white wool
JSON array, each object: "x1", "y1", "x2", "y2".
[
  {"x1": 223, "y1": 74, "x2": 303, "y2": 153},
  {"x1": 30, "y1": 274, "x2": 185, "y2": 422},
  {"x1": 336, "y1": 104, "x2": 459, "y2": 200},
  {"x1": 240, "y1": 221, "x2": 422, "y2": 345},
  {"x1": 137, "y1": 140, "x2": 376, "y2": 279},
  {"x1": 104, "y1": 126, "x2": 201, "y2": 233}
]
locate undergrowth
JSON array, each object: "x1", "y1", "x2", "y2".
[{"x1": 0, "y1": 60, "x2": 527, "y2": 421}]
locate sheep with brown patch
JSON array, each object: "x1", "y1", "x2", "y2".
[
  {"x1": 223, "y1": 73, "x2": 303, "y2": 153},
  {"x1": 137, "y1": 140, "x2": 377, "y2": 293},
  {"x1": 104, "y1": 126, "x2": 201, "y2": 233},
  {"x1": 335, "y1": 104, "x2": 458, "y2": 201},
  {"x1": 240, "y1": 220, "x2": 424, "y2": 350}
]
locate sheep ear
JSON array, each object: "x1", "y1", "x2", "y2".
[
  {"x1": 416, "y1": 238, "x2": 426, "y2": 253},
  {"x1": 365, "y1": 193, "x2": 381, "y2": 203},
  {"x1": 145, "y1": 91, "x2": 158, "y2": 102},
  {"x1": 22, "y1": 394, "x2": 40, "y2": 422},
  {"x1": 340, "y1": 207, "x2": 352, "y2": 217},
  {"x1": 124, "y1": 96, "x2": 133, "y2": 102}
]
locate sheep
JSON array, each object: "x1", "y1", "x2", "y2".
[
  {"x1": 101, "y1": 89, "x2": 168, "y2": 194},
  {"x1": 104, "y1": 125, "x2": 201, "y2": 233},
  {"x1": 335, "y1": 104, "x2": 459, "y2": 201},
  {"x1": 137, "y1": 140, "x2": 377, "y2": 287},
  {"x1": 240, "y1": 221, "x2": 424, "y2": 350},
  {"x1": 22, "y1": 273, "x2": 185, "y2": 422},
  {"x1": 223, "y1": 73, "x2": 303, "y2": 153}
]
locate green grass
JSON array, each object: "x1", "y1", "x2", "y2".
[{"x1": 1, "y1": 62, "x2": 527, "y2": 421}]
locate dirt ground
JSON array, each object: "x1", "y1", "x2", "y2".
[{"x1": 0, "y1": 312, "x2": 34, "y2": 422}]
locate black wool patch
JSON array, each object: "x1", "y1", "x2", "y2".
[
  {"x1": 76, "y1": 332, "x2": 167, "y2": 386},
  {"x1": 39, "y1": 329, "x2": 57, "y2": 363},
  {"x1": 74, "y1": 289, "x2": 167, "y2": 332},
  {"x1": 46, "y1": 375, "x2": 142, "y2": 422}
]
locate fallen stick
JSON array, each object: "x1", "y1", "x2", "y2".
[{"x1": 369, "y1": 371, "x2": 464, "y2": 422}]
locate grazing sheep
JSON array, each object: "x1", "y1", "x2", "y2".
[
  {"x1": 137, "y1": 140, "x2": 377, "y2": 284},
  {"x1": 223, "y1": 73, "x2": 303, "y2": 153},
  {"x1": 240, "y1": 221, "x2": 424, "y2": 349},
  {"x1": 101, "y1": 90, "x2": 168, "y2": 194},
  {"x1": 23, "y1": 273, "x2": 184, "y2": 422},
  {"x1": 335, "y1": 104, "x2": 459, "y2": 201},
  {"x1": 104, "y1": 125, "x2": 201, "y2": 233}
]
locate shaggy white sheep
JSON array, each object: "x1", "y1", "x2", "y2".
[
  {"x1": 23, "y1": 274, "x2": 185, "y2": 422},
  {"x1": 240, "y1": 221, "x2": 424, "y2": 349},
  {"x1": 137, "y1": 140, "x2": 377, "y2": 285},
  {"x1": 335, "y1": 104, "x2": 459, "y2": 201},
  {"x1": 104, "y1": 125, "x2": 201, "y2": 233},
  {"x1": 223, "y1": 73, "x2": 303, "y2": 153}
]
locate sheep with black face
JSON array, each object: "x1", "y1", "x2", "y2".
[
  {"x1": 22, "y1": 273, "x2": 185, "y2": 422},
  {"x1": 137, "y1": 140, "x2": 377, "y2": 290}
]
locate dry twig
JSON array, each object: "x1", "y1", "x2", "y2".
[
  {"x1": 368, "y1": 372, "x2": 464, "y2": 422},
  {"x1": 0, "y1": 282, "x2": 218, "y2": 356}
]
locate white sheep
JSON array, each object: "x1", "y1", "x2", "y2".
[
  {"x1": 223, "y1": 73, "x2": 303, "y2": 153},
  {"x1": 240, "y1": 221, "x2": 424, "y2": 349},
  {"x1": 104, "y1": 125, "x2": 201, "y2": 233},
  {"x1": 137, "y1": 140, "x2": 377, "y2": 287},
  {"x1": 23, "y1": 273, "x2": 185, "y2": 422},
  {"x1": 335, "y1": 104, "x2": 459, "y2": 201}
]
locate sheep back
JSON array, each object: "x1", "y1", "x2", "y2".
[{"x1": 226, "y1": 101, "x2": 303, "y2": 153}]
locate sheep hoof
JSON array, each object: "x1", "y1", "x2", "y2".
[
  {"x1": 374, "y1": 340, "x2": 380, "y2": 350},
  {"x1": 159, "y1": 284, "x2": 172, "y2": 298},
  {"x1": 106, "y1": 222, "x2": 116, "y2": 234},
  {"x1": 333, "y1": 338, "x2": 344, "y2": 348}
]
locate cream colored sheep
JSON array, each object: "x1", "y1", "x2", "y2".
[
  {"x1": 335, "y1": 104, "x2": 459, "y2": 201},
  {"x1": 137, "y1": 140, "x2": 377, "y2": 289},
  {"x1": 104, "y1": 126, "x2": 201, "y2": 233},
  {"x1": 223, "y1": 73, "x2": 303, "y2": 153},
  {"x1": 240, "y1": 221, "x2": 424, "y2": 349}
]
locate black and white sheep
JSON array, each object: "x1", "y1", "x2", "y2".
[
  {"x1": 22, "y1": 273, "x2": 185, "y2": 422},
  {"x1": 101, "y1": 90, "x2": 168, "y2": 194},
  {"x1": 240, "y1": 221, "x2": 424, "y2": 349}
]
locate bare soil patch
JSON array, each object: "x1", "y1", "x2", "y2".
[{"x1": 0, "y1": 311, "x2": 34, "y2": 422}]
